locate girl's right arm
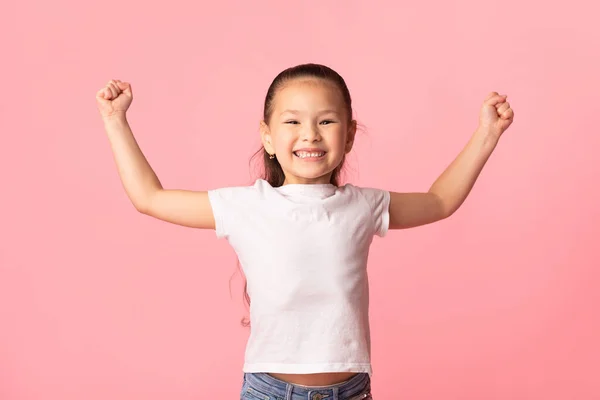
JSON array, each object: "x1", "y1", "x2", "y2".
[{"x1": 97, "y1": 80, "x2": 215, "y2": 230}]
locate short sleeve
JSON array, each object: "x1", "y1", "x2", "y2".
[
  {"x1": 207, "y1": 189, "x2": 228, "y2": 239},
  {"x1": 356, "y1": 187, "x2": 391, "y2": 237},
  {"x1": 207, "y1": 185, "x2": 256, "y2": 239}
]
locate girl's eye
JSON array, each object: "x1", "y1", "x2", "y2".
[{"x1": 284, "y1": 120, "x2": 335, "y2": 125}]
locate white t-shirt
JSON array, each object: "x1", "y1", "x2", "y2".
[{"x1": 207, "y1": 179, "x2": 390, "y2": 376}]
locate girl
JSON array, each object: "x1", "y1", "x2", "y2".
[{"x1": 95, "y1": 63, "x2": 514, "y2": 400}]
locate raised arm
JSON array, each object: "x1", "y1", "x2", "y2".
[
  {"x1": 389, "y1": 92, "x2": 515, "y2": 230},
  {"x1": 97, "y1": 80, "x2": 215, "y2": 229}
]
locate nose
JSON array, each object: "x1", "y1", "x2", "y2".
[{"x1": 301, "y1": 124, "x2": 321, "y2": 142}]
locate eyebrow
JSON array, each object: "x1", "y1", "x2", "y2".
[{"x1": 279, "y1": 109, "x2": 340, "y2": 116}]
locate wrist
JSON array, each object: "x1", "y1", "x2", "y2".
[
  {"x1": 102, "y1": 112, "x2": 128, "y2": 126},
  {"x1": 473, "y1": 127, "x2": 499, "y2": 150}
]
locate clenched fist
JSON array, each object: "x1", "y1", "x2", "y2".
[
  {"x1": 96, "y1": 79, "x2": 133, "y2": 119},
  {"x1": 478, "y1": 91, "x2": 515, "y2": 139}
]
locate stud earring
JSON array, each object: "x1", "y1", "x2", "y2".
[{"x1": 269, "y1": 153, "x2": 275, "y2": 159}]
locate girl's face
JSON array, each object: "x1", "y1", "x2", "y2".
[{"x1": 260, "y1": 78, "x2": 356, "y2": 185}]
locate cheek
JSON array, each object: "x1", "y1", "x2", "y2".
[
  {"x1": 273, "y1": 135, "x2": 295, "y2": 152},
  {"x1": 330, "y1": 130, "x2": 347, "y2": 148}
]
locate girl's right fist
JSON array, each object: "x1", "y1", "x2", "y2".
[{"x1": 96, "y1": 79, "x2": 133, "y2": 119}]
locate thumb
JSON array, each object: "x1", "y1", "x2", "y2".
[
  {"x1": 117, "y1": 81, "x2": 132, "y2": 95},
  {"x1": 96, "y1": 88, "x2": 110, "y2": 102},
  {"x1": 484, "y1": 93, "x2": 507, "y2": 108}
]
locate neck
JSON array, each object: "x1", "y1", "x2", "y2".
[{"x1": 283, "y1": 174, "x2": 334, "y2": 186}]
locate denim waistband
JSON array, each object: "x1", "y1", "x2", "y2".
[{"x1": 243, "y1": 372, "x2": 370, "y2": 399}]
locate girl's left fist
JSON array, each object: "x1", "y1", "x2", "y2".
[{"x1": 478, "y1": 91, "x2": 514, "y2": 138}]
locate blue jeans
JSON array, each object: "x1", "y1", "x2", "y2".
[{"x1": 240, "y1": 372, "x2": 373, "y2": 400}]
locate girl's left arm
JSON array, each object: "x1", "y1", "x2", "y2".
[{"x1": 388, "y1": 92, "x2": 515, "y2": 230}]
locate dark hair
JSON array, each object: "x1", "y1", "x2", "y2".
[{"x1": 235, "y1": 63, "x2": 356, "y2": 327}]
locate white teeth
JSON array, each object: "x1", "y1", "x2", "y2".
[{"x1": 295, "y1": 151, "x2": 324, "y2": 158}]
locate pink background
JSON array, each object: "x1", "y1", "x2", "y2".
[{"x1": 1, "y1": 0, "x2": 599, "y2": 398}]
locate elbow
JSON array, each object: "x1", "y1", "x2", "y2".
[
  {"x1": 431, "y1": 192, "x2": 454, "y2": 221},
  {"x1": 133, "y1": 199, "x2": 150, "y2": 215},
  {"x1": 131, "y1": 186, "x2": 161, "y2": 215},
  {"x1": 131, "y1": 191, "x2": 156, "y2": 215}
]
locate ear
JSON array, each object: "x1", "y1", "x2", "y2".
[
  {"x1": 260, "y1": 120, "x2": 275, "y2": 155},
  {"x1": 345, "y1": 119, "x2": 357, "y2": 153}
]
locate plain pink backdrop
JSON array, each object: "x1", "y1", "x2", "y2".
[{"x1": 1, "y1": 0, "x2": 599, "y2": 399}]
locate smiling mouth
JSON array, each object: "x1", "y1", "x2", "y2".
[{"x1": 293, "y1": 151, "x2": 326, "y2": 159}]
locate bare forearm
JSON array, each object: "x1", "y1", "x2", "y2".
[
  {"x1": 429, "y1": 129, "x2": 498, "y2": 217},
  {"x1": 103, "y1": 113, "x2": 162, "y2": 211}
]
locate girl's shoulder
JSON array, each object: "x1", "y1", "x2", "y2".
[
  {"x1": 338, "y1": 182, "x2": 389, "y2": 197},
  {"x1": 207, "y1": 179, "x2": 278, "y2": 202}
]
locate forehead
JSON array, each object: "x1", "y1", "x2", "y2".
[{"x1": 273, "y1": 78, "x2": 345, "y2": 110}]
